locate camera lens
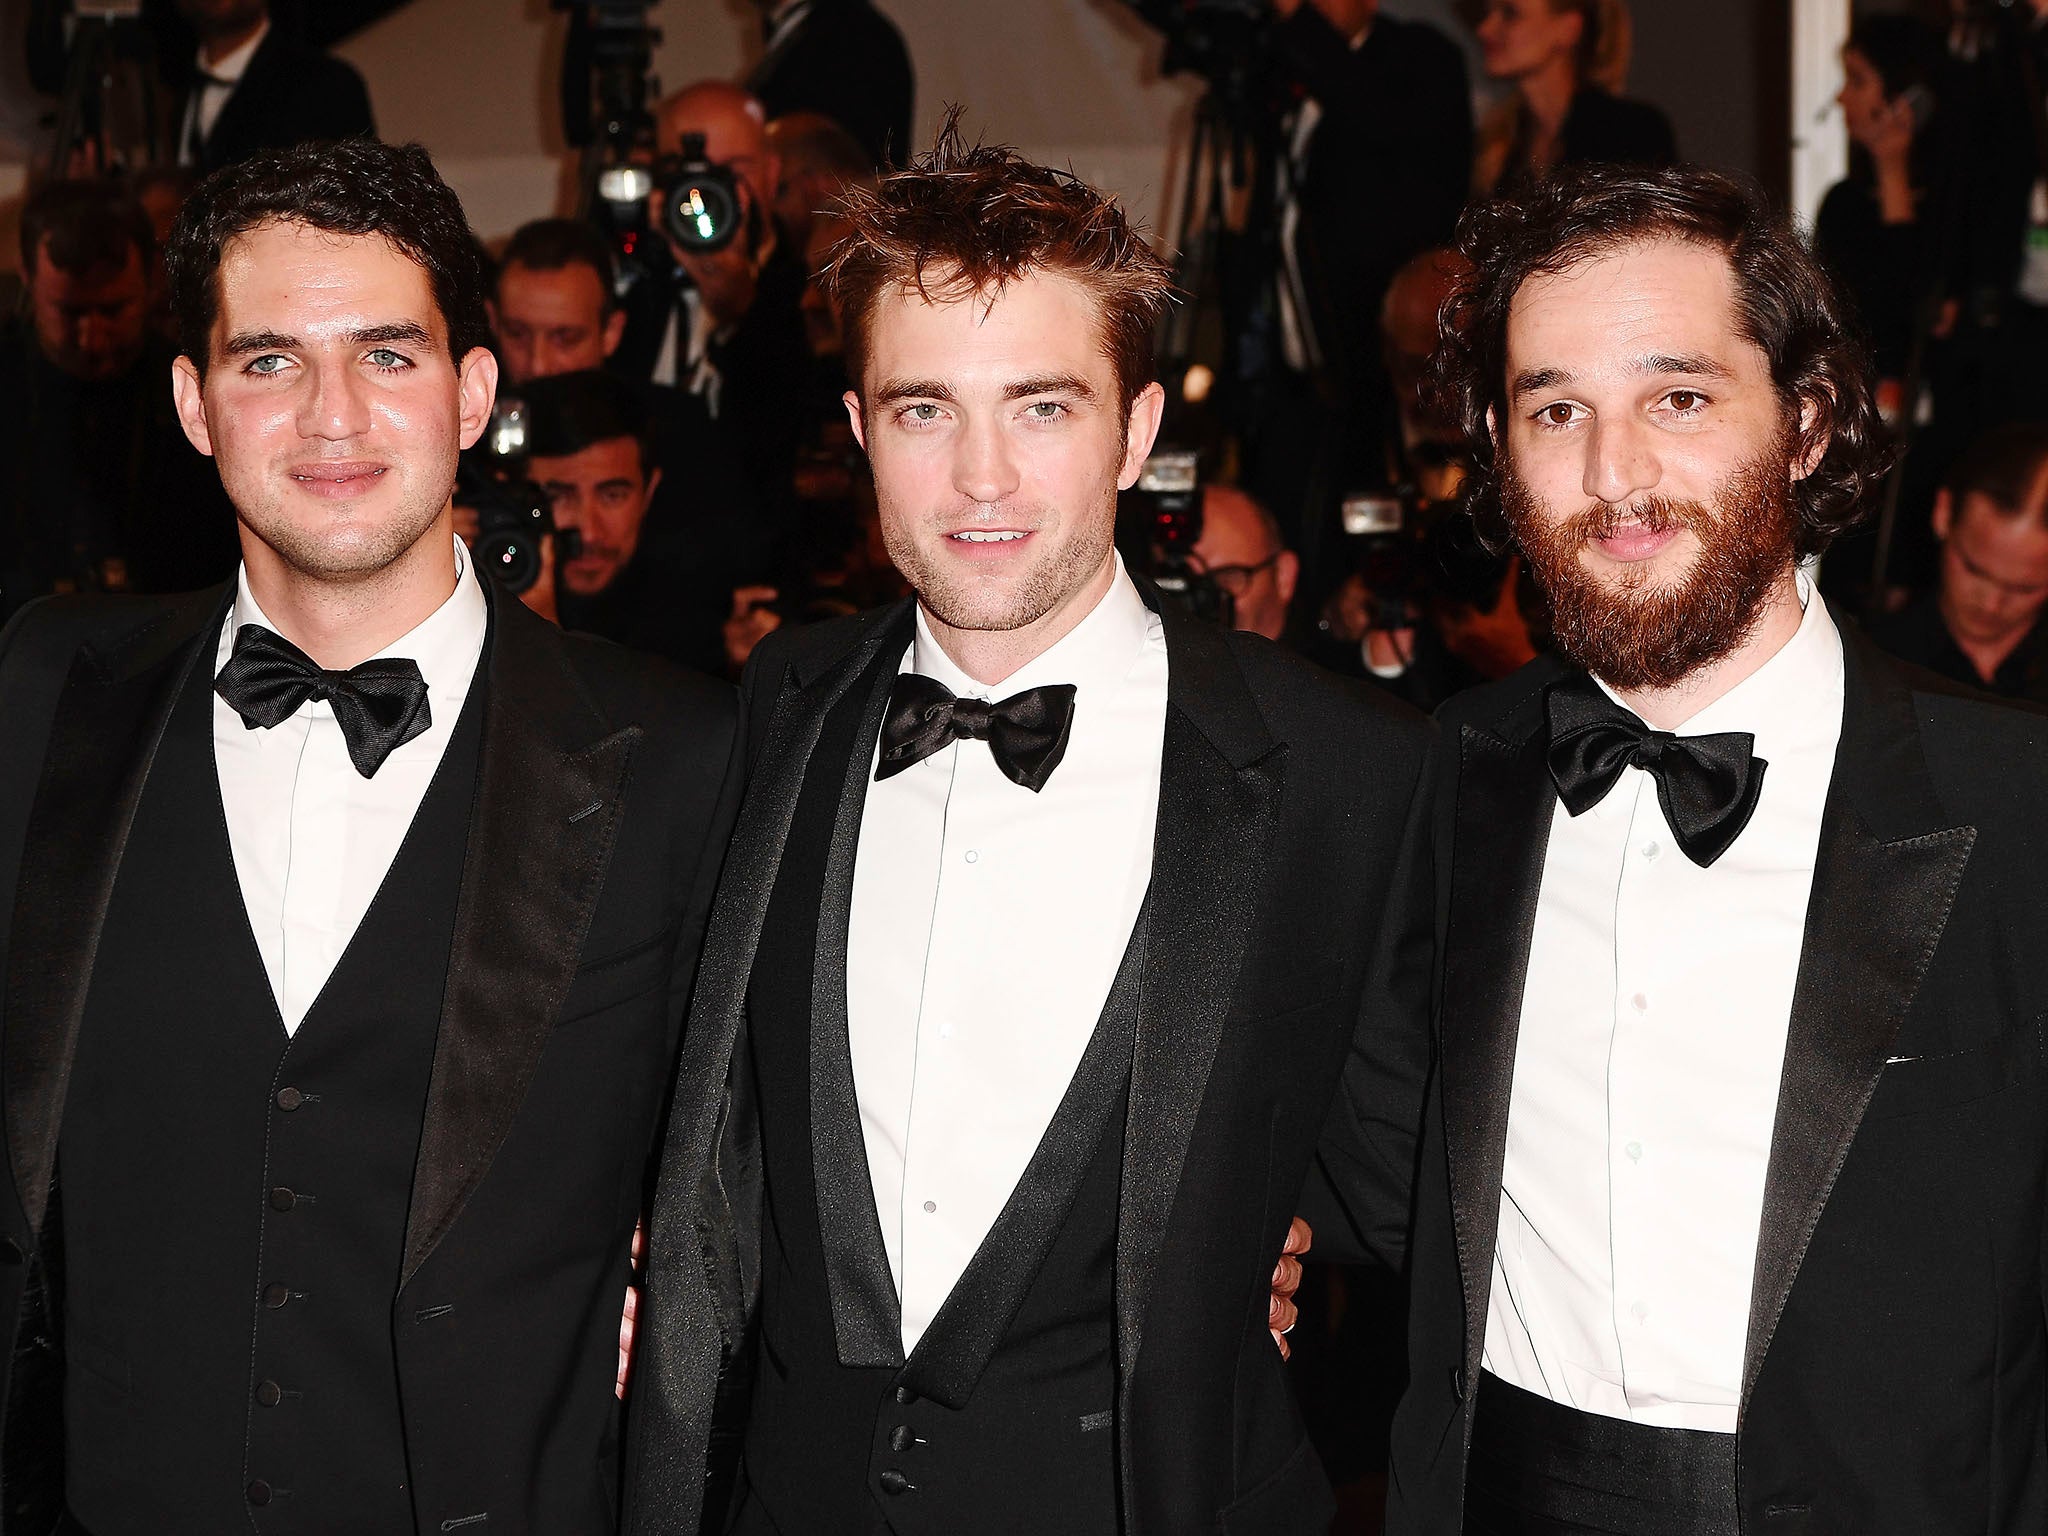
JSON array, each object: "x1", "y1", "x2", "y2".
[
  {"x1": 478, "y1": 532, "x2": 541, "y2": 593},
  {"x1": 664, "y1": 173, "x2": 740, "y2": 253}
]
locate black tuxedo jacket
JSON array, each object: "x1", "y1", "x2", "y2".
[
  {"x1": 624, "y1": 592, "x2": 1436, "y2": 1535},
  {"x1": 1385, "y1": 620, "x2": 2048, "y2": 1534},
  {"x1": 178, "y1": 25, "x2": 375, "y2": 175},
  {"x1": 0, "y1": 580, "x2": 742, "y2": 1532},
  {"x1": 747, "y1": 0, "x2": 914, "y2": 167}
]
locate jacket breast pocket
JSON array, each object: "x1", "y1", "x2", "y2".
[
  {"x1": 1861, "y1": 1033, "x2": 2031, "y2": 1123},
  {"x1": 557, "y1": 926, "x2": 677, "y2": 1025}
]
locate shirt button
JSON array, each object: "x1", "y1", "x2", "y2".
[
  {"x1": 963, "y1": 849, "x2": 979, "y2": 864},
  {"x1": 1630, "y1": 992, "x2": 1648, "y2": 1014},
  {"x1": 1632, "y1": 1300, "x2": 1650, "y2": 1322},
  {"x1": 1642, "y1": 840, "x2": 1662, "y2": 861},
  {"x1": 1625, "y1": 1141, "x2": 1643, "y2": 1163},
  {"x1": 275, "y1": 1086, "x2": 304, "y2": 1111},
  {"x1": 922, "y1": 1200, "x2": 937, "y2": 1213}
]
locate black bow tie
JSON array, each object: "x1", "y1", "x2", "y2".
[
  {"x1": 1543, "y1": 673, "x2": 1768, "y2": 869},
  {"x1": 214, "y1": 623, "x2": 433, "y2": 779},
  {"x1": 876, "y1": 673, "x2": 1078, "y2": 794}
]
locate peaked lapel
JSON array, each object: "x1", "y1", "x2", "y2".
[
  {"x1": 1114, "y1": 603, "x2": 1282, "y2": 1389},
  {"x1": 3, "y1": 588, "x2": 227, "y2": 1236},
  {"x1": 1738, "y1": 624, "x2": 1974, "y2": 1410},
  {"x1": 1436, "y1": 664, "x2": 1561, "y2": 1401},
  {"x1": 808, "y1": 641, "x2": 906, "y2": 1368},
  {"x1": 400, "y1": 591, "x2": 640, "y2": 1285},
  {"x1": 657, "y1": 601, "x2": 914, "y2": 1350}
]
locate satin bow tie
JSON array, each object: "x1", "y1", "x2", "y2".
[
  {"x1": 876, "y1": 673, "x2": 1078, "y2": 793},
  {"x1": 1543, "y1": 673, "x2": 1767, "y2": 869},
  {"x1": 214, "y1": 623, "x2": 433, "y2": 779}
]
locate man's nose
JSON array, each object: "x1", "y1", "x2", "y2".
[
  {"x1": 299, "y1": 360, "x2": 373, "y2": 441},
  {"x1": 952, "y1": 418, "x2": 1021, "y2": 505},
  {"x1": 1582, "y1": 417, "x2": 1661, "y2": 507}
]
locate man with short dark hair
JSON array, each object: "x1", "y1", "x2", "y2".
[
  {"x1": 0, "y1": 139, "x2": 742, "y2": 1532},
  {"x1": 627, "y1": 123, "x2": 1433, "y2": 1536},
  {"x1": 1874, "y1": 422, "x2": 2048, "y2": 702},
  {"x1": 489, "y1": 216, "x2": 630, "y2": 386},
  {"x1": 1378, "y1": 163, "x2": 2048, "y2": 1535},
  {"x1": 0, "y1": 178, "x2": 236, "y2": 620}
]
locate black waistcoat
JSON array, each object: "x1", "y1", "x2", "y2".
[
  {"x1": 735, "y1": 656, "x2": 1137, "y2": 1536},
  {"x1": 58, "y1": 624, "x2": 485, "y2": 1535}
]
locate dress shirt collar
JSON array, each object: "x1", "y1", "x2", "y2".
[
  {"x1": 909, "y1": 553, "x2": 1158, "y2": 705},
  {"x1": 196, "y1": 18, "x2": 268, "y2": 84},
  {"x1": 217, "y1": 535, "x2": 489, "y2": 703},
  {"x1": 1587, "y1": 567, "x2": 1842, "y2": 818}
]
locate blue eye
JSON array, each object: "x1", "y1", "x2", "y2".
[
  {"x1": 246, "y1": 354, "x2": 289, "y2": 375},
  {"x1": 1027, "y1": 401, "x2": 1067, "y2": 420},
  {"x1": 367, "y1": 348, "x2": 411, "y2": 371}
]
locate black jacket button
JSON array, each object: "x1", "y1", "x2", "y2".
[
  {"x1": 263, "y1": 1282, "x2": 290, "y2": 1309},
  {"x1": 247, "y1": 1480, "x2": 272, "y2": 1506},
  {"x1": 275, "y1": 1087, "x2": 304, "y2": 1111},
  {"x1": 888, "y1": 1425, "x2": 916, "y2": 1453},
  {"x1": 256, "y1": 1380, "x2": 283, "y2": 1407},
  {"x1": 893, "y1": 1385, "x2": 916, "y2": 1405},
  {"x1": 268, "y1": 1187, "x2": 296, "y2": 1212},
  {"x1": 878, "y1": 1469, "x2": 912, "y2": 1495}
]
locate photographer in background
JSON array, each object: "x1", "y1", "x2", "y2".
[
  {"x1": 1247, "y1": 0, "x2": 1471, "y2": 592},
  {"x1": 747, "y1": 0, "x2": 914, "y2": 168},
  {"x1": 172, "y1": 0, "x2": 375, "y2": 174},
  {"x1": 520, "y1": 368, "x2": 762, "y2": 675},
  {"x1": 612, "y1": 81, "x2": 813, "y2": 515},
  {"x1": 1189, "y1": 484, "x2": 1301, "y2": 643},
  {"x1": 1, "y1": 177, "x2": 237, "y2": 621},
  {"x1": 489, "y1": 217, "x2": 628, "y2": 386},
  {"x1": 1873, "y1": 421, "x2": 2048, "y2": 703}
]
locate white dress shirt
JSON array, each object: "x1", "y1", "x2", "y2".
[
  {"x1": 212, "y1": 539, "x2": 487, "y2": 1035},
  {"x1": 1484, "y1": 575, "x2": 1845, "y2": 1431},
  {"x1": 180, "y1": 19, "x2": 269, "y2": 165},
  {"x1": 846, "y1": 558, "x2": 1168, "y2": 1354}
]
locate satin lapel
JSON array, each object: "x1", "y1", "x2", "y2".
[
  {"x1": 1114, "y1": 612, "x2": 1280, "y2": 1383},
  {"x1": 402, "y1": 595, "x2": 638, "y2": 1286},
  {"x1": 1439, "y1": 704, "x2": 1556, "y2": 1397},
  {"x1": 4, "y1": 589, "x2": 226, "y2": 1234},
  {"x1": 811, "y1": 650, "x2": 907, "y2": 1368},
  {"x1": 1739, "y1": 628, "x2": 1974, "y2": 1409},
  {"x1": 658, "y1": 601, "x2": 913, "y2": 1351}
]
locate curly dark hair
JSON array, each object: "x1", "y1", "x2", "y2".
[
  {"x1": 825, "y1": 109, "x2": 1176, "y2": 411},
  {"x1": 166, "y1": 138, "x2": 492, "y2": 377},
  {"x1": 1434, "y1": 163, "x2": 1892, "y2": 558}
]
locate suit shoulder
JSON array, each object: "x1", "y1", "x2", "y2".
[
  {"x1": 0, "y1": 591, "x2": 206, "y2": 679},
  {"x1": 1434, "y1": 656, "x2": 1561, "y2": 736},
  {"x1": 551, "y1": 627, "x2": 738, "y2": 738},
  {"x1": 1221, "y1": 629, "x2": 1432, "y2": 752},
  {"x1": 756, "y1": 603, "x2": 903, "y2": 680},
  {"x1": 1903, "y1": 659, "x2": 2048, "y2": 767}
]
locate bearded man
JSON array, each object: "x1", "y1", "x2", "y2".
[{"x1": 1366, "y1": 165, "x2": 2048, "y2": 1534}]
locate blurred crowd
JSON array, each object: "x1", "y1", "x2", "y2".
[{"x1": 4, "y1": 0, "x2": 2047, "y2": 706}]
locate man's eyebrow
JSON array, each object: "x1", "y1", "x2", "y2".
[
  {"x1": 1510, "y1": 366, "x2": 1571, "y2": 401},
  {"x1": 873, "y1": 378, "x2": 957, "y2": 405},
  {"x1": 1636, "y1": 351, "x2": 1734, "y2": 381},
  {"x1": 1003, "y1": 373, "x2": 1097, "y2": 402},
  {"x1": 219, "y1": 321, "x2": 436, "y2": 356}
]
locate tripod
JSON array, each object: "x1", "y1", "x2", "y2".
[{"x1": 43, "y1": 7, "x2": 164, "y2": 178}]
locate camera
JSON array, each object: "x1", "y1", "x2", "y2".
[
  {"x1": 1340, "y1": 488, "x2": 1431, "y2": 632},
  {"x1": 457, "y1": 397, "x2": 579, "y2": 594},
  {"x1": 1116, "y1": 450, "x2": 1232, "y2": 626},
  {"x1": 594, "y1": 133, "x2": 744, "y2": 257}
]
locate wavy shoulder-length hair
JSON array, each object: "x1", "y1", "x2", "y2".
[{"x1": 1433, "y1": 163, "x2": 1892, "y2": 557}]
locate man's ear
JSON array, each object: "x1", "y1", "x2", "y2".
[
  {"x1": 1791, "y1": 395, "x2": 1830, "y2": 482},
  {"x1": 456, "y1": 346, "x2": 499, "y2": 451},
  {"x1": 171, "y1": 354, "x2": 213, "y2": 457},
  {"x1": 1932, "y1": 487, "x2": 1954, "y2": 542},
  {"x1": 1119, "y1": 381, "x2": 1167, "y2": 488},
  {"x1": 844, "y1": 388, "x2": 867, "y2": 453},
  {"x1": 1275, "y1": 548, "x2": 1301, "y2": 608},
  {"x1": 602, "y1": 306, "x2": 627, "y2": 358},
  {"x1": 642, "y1": 464, "x2": 664, "y2": 509}
]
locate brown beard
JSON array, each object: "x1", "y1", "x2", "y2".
[{"x1": 1499, "y1": 441, "x2": 1799, "y2": 691}]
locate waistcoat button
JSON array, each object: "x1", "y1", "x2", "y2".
[
  {"x1": 275, "y1": 1087, "x2": 304, "y2": 1111},
  {"x1": 255, "y1": 1379, "x2": 283, "y2": 1407},
  {"x1": 893, "y1": 1385, "x2": 916, "y2": 1405},
  {"x1": 268, "y1": 1187, "x2": 296, "y2": 1212},
  {"x1": 262, "y1": 1282, "x2": 290, "y2": 1309},
  {"x1": 878, "y1": 1469, "x2": 912, "y2": 1496},
  {"x1": 247, "y1": 1480, "x2": 272, "y2": 1506},
  {"x1": 888, "y1": 1425, "x2": 916, "y2": 1452}
]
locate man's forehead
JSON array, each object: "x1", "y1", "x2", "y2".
[
  {"x1": 1507, "y1": 237, "x2": 1749, "y2": 368},
  {"x1": 500, "y1": 260, "x2": 604, "y2": 315},
  {"x1": 215, "y1": 223, "x2": 443, "y2": 331},
  {"x1": 870, "y1": 268, "x2": 1104, "y2": 354}
]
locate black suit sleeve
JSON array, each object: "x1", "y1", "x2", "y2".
[
  {"x1": 1303, "y1": 732, "x2": 1437, "y2": 1272},
  {"x1": 667, "y1": 684, "x2": 747, "y2": 1040}
]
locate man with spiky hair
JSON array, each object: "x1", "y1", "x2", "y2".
[
  {"x1": 625, "y1": 123, "x2": 1435, "y2": 1535},
  {"x1": 1380, "y1": 163, "x2": 2048, "y2": 1534}
]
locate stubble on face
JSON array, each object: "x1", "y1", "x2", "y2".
[
  {"x1": 1501, "y1": 433, "x2": 1800, "y2": 691},
  {"x1": 880, "y1": 490, "x2": 1115, "y2": 636}
]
